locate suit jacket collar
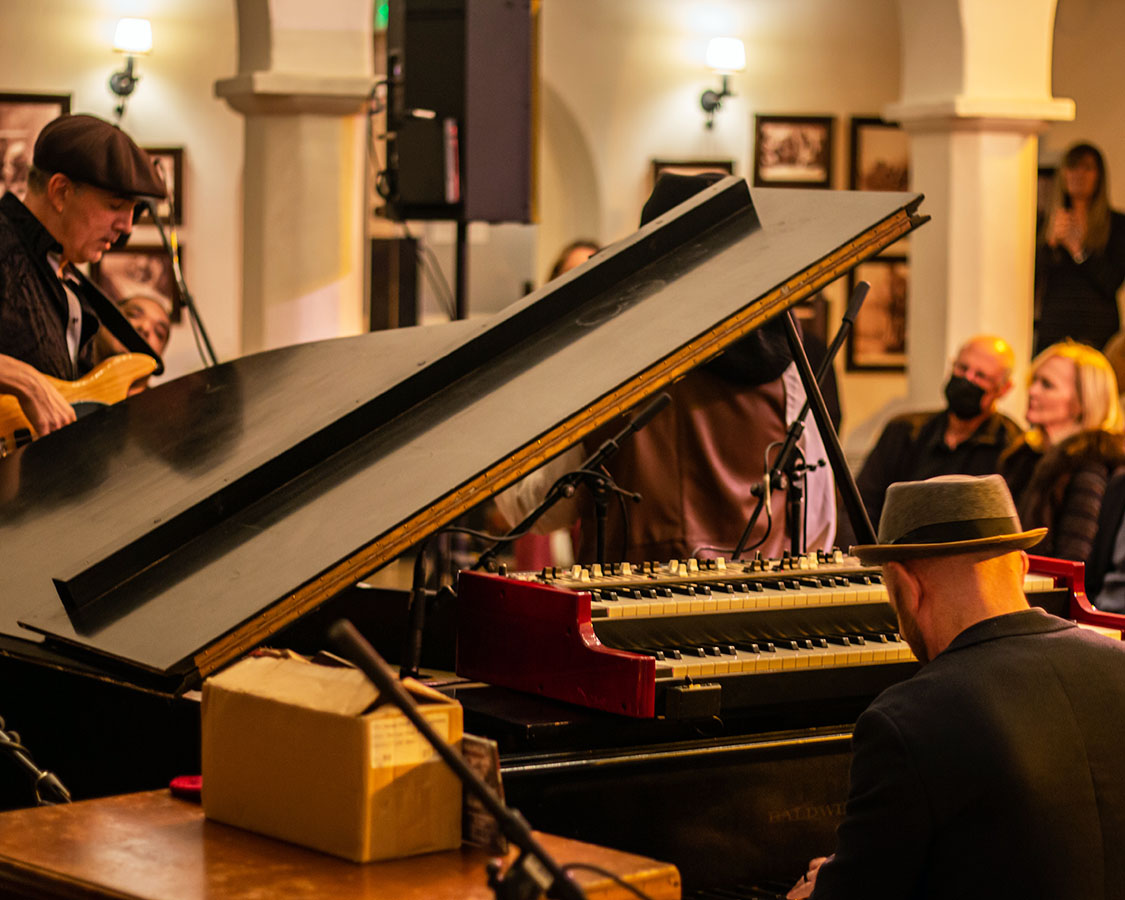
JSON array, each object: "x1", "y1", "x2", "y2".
[{"x1": 944, "y1": 607, "x2": 1073, "y2": 656}]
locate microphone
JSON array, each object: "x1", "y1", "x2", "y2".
[{"x1": 584, "y1": 392, "x2": 671, "y2": 472}]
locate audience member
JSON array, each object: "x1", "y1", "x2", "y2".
[
  {"x1": 855, "y1": 335, "x2": 1019, "y2": 528},
  {"x1": 547, "y1": 239, "x2": 599, "y2": 281},
  {"x1": 1000, "y1": 339, "x2": 1125, "y2": 562},
  {"x1": 91, "y1": 288, "x2": 172, "y2": 394},
  {"x1": 788, "y1": 474, "x2": 1125, "y2": 900},
  {"x1": 1035, "y1": 141, "x2": 1125, "y2": 355}
]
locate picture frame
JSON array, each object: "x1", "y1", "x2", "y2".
[
  {"x1": 0, "y1": 92, "x2": 70, "y2": 202},
  {"x1": 753, "y1": 115, "x2": 833, "y2": 188},
  {"x1": 846, "y1": 255, "x2": 908, "y2": 371},
  {"x1": 651, "y1": 158, "x2": 734, "y2": 190},
  {"x1": 849, "y1": 116, "x2": 909, "y2": 192},
  {"x1": 137, "y1": 147, "x2": 184, "y2": 225},
  {"x1": 90, "y1": 245, "x2": 182, "y2": 322}
]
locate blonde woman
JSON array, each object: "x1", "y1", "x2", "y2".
[
  {"x1": 1001, "y1": 340, "x2": 1125, "y2": 561},
  {"x1": 1035, "y1": 142, "x2": 1125, "y2": 355}
]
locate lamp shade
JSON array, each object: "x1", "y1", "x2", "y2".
[
  {"x1": 114, "y1": 18, "x2": 153, "y2": 54},
  {"x1": 705, "y1": 37, "x2": 745, "y2": 74}
]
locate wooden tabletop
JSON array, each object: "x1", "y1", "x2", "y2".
[{"x1": 0, "y1": 790, "x2": 680, "y2": 900}]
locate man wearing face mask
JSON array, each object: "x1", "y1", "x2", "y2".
[{"x1": 854, "y1": 335, "x2": 1020, "y2": 529}]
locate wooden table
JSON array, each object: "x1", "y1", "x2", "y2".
[{"x1": 0, "y1": 790, "x2": 681, "y2": 900}]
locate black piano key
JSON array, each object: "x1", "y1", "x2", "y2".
[
  {"x1": 705, "y1": 646, "x2": 722, "y2": 657},
  {"x1": 670, "y1": 584, "x2": 697, "y2": 596}
]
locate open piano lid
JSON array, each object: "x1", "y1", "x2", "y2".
[{"x1": 0, "y1": 178, "x2": 926, "y2": 693}]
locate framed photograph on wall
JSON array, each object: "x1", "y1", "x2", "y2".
[
  {"x1": 650, "y1": 158, "x2": 734, "y2": 190},
  {"x1": 846, "y1": 255, "x2": 908, "y2": 371},
  {"x1": 90, "y1": 245, "x2": 182, "y2": 322},
  {"x1": 0, "y1": 92, "x2": 70, "y2": 202},
  {"x1": 753, "y1": 115, "x2": 833, "y2": 188},
  {"x1": 137, "y1": 147, "x2": 184, "y2": 225},
  {"x1": 849, "y1": 116, "x2": 909, "y2": 191}
]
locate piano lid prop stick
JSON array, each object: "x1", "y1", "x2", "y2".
[
  {"x1": 329, "y1": 620, "x2": 588, "y2": 900},
  {"x1": 732, "y1": 282, "x2": 871, "y2": 559},
  {"x1": 782, "y1": 307, "x2": 876, "y2": 546}
]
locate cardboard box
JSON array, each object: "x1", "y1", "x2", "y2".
[{"x1": 201, "y1": 650, "x2": 463, "y2": 862}]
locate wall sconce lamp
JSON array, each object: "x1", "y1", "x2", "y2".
[
  {"x1": 109, "y1": 17, "x2": 153, "y2": 122},
  {"x1": 700, "y1": 37, "x2": 746, "y2": 129}
]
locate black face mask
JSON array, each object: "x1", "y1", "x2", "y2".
[{"x1": 944, "y1": 374, "x2": 986, "y2": 420}]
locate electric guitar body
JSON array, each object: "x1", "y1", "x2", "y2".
[{"x1": 0, "y1": 353, "x2": 157, "y2": 458}]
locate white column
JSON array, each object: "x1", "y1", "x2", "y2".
[
  {"x1": 214, "y1": 0, "x2": 375, "y2": 354},
  {"x1": 888, "y1": 0, "x2": 1073, "y2": 413}
]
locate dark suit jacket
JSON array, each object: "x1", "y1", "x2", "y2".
[{"x1": 813, "y1": 608, "x2": 1125, "y2": 900}]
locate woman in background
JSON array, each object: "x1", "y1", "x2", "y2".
[
  {"x1": 1001, "y1": 340, "x2": 1125, "y2": 562},
  {"x1": 1034, "y1": 142, "x2": 1125, "y2": 355}
]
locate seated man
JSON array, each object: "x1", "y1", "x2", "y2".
[
  {"x1": 855, "y1": 335, "x2": 1020, "y2": 528},
  {"x1": 789, "y1": 474, "x2": 1125, "y2": 899}
]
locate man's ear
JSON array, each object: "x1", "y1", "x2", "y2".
[
  {"x1": 997, "y1": 377, "x2": 1014, "y2": 400},
  {"x1": 884, "y1": 560, "x2": 922, "y2": 615},
  {"x1": 45, "y1": 173, "x2": 72, "y2": 213}
]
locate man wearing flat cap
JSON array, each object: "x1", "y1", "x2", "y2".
[
  {"x1": 788, "y1": 474, "x2": 1125, "y2": 900},
  {"x1": 0, "y1": 113, "x2": 166, "y2": 440}
]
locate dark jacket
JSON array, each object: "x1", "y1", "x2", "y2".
[
  {"x1": 0, "y1": 192, "x2": 99, "y2": 379},
  {"x1": 1009, "y1": 428, "x2": 1125, "y2": 562},
  {"x1": 813, "y1": 608, "x2": 1125, "y2": 900},
  {"x1": 1035, "y1": 209, "x2": 1125, "y2": 354},
  {"x1": 856, "y1": 409, "x2": 1021, "y2": 528}
]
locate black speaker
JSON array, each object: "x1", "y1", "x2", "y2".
[{"x1": 386, "y1": 0, "x2": 534, "y2": 223}]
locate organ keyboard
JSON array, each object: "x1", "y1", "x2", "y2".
[{"x1": 456, "y1": 551, "x2": 1064, "y2": 718}]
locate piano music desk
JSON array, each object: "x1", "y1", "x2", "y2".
[{"x1": 0, "y1": 790, "x2": 681, "y2": 900}]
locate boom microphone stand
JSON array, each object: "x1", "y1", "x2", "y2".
[
  {"x1": 473, "y1": 392, "x2": 671, "y2": 572},
  {"x1": 144, "y1": 162, "x2": 218, "y2": 368},
  {"x1": 330, "y1": 620, "x2": 587, "y2": 900}
]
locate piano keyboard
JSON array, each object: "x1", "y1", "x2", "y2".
[{"x1": 456, "y1": 552, "x2": 1064, "y2": 718}]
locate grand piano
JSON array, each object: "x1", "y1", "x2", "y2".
[{"x1": 4, "y1": 177, "x2": 1089, "y2": 895}]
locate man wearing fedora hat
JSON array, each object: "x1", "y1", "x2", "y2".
[
  {"x1": 0, "y1": 113, "x2": 166, "y2": 441},
  {"x1": 789, "y1": 473, "x2": 1125, "y2": 900}
]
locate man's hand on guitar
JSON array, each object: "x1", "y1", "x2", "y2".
[{"x1": 0, "y1": 354, "x2": 76, "y2": 438}]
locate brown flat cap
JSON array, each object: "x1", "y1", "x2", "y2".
[{"x1": 33, "y1": 114, "x2": 165, "y2": 199}]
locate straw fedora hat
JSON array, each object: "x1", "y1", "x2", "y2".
[{"x1": 850, "y1": 474, "x2": 1046, "y2": 565}]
